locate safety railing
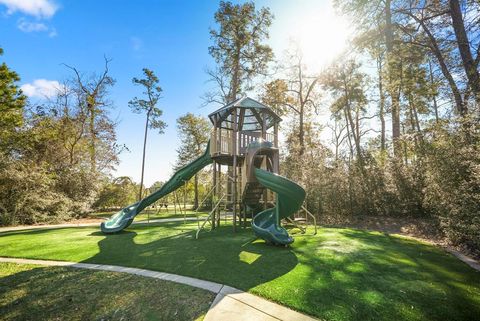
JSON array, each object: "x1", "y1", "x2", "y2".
[
  {"x1": 210, "y1": 129, "x2": 278, "y2": 156},
  {"x1": 210, "y1": 129, "x2": 233, "y2": 155}
]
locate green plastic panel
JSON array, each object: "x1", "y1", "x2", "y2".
[{"x1": 251, "y1": 167, "x2": 306, "y2": 245}]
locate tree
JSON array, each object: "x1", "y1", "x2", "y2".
[
  {"x1": 0, "y1": 47, "x2": 26, "y2": 153},
  {"x1": 94, "y1": 176, "x2": 138, "y2": 209},
  {"x1": 322, "y1": 59, "x2": 368, "y2": 164},
  {"x1": 129, "y1": 68, "x2": 166, "y2": 200},
  {"x1": 449, "y1": 0, "x2": 480, "y2": 104},
  {"x1": 176, "y1": 113, "x2": 210, "y2": 209},
  {"x1": 335, "y1": 0, "x2": 402, "y2": 156},
  {"x1": 260, "y1": 79, "x2": 293, "y2": 117},
  {"x1": 64, "y1": 57, "x2": 115, "y2": 173},
  {"x1": 206, "y1": 1, "x2": 273, "y2": 104},
  {"x1": 263, "y1": 47, "x2": 320, "y2": 156}
]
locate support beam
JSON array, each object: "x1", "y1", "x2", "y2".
[
  {"x1": 250, "y1": 108, "x2": 264, "y2": 126},
  {"x1": 274, "y1": 123, "x2": 278, "y2": 147},
  {"x1": 232, "y1": 107, "x2": 238, "y2": 232},
  {"x1": 262, "y1": 110, "x2": 266, "y2": 139},
  {"x1": 212, "y1": 160, "x2": 216, "y2": 229},
  {"x1": 238, "y1": 108, "x2": 245, "y2": 132},
  {"x1": 217, "y1": 162, "x2": 221, "y2": 227}
]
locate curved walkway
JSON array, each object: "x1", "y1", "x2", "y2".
[{"x1": 0, "y1": 257, "x2": 316, "y2": 321}]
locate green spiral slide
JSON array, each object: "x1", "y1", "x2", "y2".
[
  {"x1": 251, "y1": 167, "x2": 306, "y2": 245},
  {"x1": 101, "y1": 141, "x2": 212, "y2": 233}
]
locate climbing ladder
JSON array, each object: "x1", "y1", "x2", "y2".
[{"x1": 242, "y1": 182, "x2": 266, "y2": 206}]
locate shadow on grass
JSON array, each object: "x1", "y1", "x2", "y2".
[
  {"x1": 2, "y1": 223, "x2": 479, "y2": 321},
  {"x1": 0, "y1": 262, "x2": 213, "y2": 321},
  {"x1": 83, "y1": 223, "x2": 299, "y2": 290},
  {"x1": 281, "y1": 228, "x2": 480, "y2": 321}
]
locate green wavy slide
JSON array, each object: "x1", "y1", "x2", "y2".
[
  {"x1": 251, "y1": 167, "x2": 306, "y2": 245},
  {"x1": 101, "y1": 141, "x2": 212, "y2": 233}
]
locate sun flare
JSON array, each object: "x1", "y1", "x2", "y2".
[{"x1": 291, "y1": 9, "x2": 351, "y2": 72}]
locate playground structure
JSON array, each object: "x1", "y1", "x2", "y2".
[{"x1": 101, "y1": 96, "x2": 316, "y2": 245}]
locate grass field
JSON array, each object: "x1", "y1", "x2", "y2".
[
  {"x1": 92, "y1": 208, "x2": 209, "y2": 222},
  {"x1": 0, "y1": 262, "x2": 213, "y2": 321},
  {"x1": 1, "y1": 222, "x2": 479, "y2": 321}
]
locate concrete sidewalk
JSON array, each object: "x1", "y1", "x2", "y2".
[{"x1": 0, "y1": 257, "x2": 316, "y2": 321}]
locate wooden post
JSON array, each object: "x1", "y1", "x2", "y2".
[
  {"x1": 263, "y1": 155, "x2": 268, "y2": 210},
  {"x1": 217, "y1": 162, "x2": 221, "y2": 227},
  {"x1": 212, "y1": 160, "x2": 216, "y2": 229},
  {"x1": 274, "y1": 123, "x2": 278, "y2": 148},
  {"x1": 213, "y1": 115, "x2": 218, "y2": 155},
  {"x1": 262, "y1": 110, "x2": 266, "y2": 140},
  {"x1": 232, "y1": 108, "x2": 238, "y2": 232}
]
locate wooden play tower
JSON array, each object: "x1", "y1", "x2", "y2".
[{"x1": 207, "y1": 96, "x2": 281, "y2": 232}]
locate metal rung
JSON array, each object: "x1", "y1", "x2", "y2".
[{"x1": 294, "y1": 218, "x2": 307, "y2": 222}]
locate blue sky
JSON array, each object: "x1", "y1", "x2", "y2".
[{"x1": 0, "y1": 0, "x2": 350, "y2": 186}]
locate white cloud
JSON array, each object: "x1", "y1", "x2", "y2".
[
  {"x1": 130, "y1": 37, "x2": 143, "y2": 51},
  {"x1": 17, "y1": 18, "x2": 47, "y2": 32},
  {"x1": 48, "y1": 27, "x2": 57, "y2": 37},
  {"x1": 0, "y1": 0, "x2": 58, "y2": 18},
  {"x1": 17, "y1": 18, "x2": 57, "y2": 37},
  {"x1": 21, "y1": 79, "x2": 62, "y2": 98}
]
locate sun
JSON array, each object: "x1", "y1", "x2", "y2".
[{"x1": 292, "y1": 8, "x2": 351, "y2": 72}]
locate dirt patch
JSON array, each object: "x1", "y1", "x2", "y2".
[{"x1": 320, "y1": 215, "x2": 441, "y2": 240}]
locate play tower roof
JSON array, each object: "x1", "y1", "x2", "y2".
[{"x1": 208, "y1": 96, "x2": 281, "y2": 131}]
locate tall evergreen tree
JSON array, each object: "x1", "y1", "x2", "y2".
[
  {"x1": 0, "y1": 47, "x2": 26, "y2": 153},
  {"x1": 206, "y1": 1, "x2": 273, "y2": 103},
  {"x1": 129, "y1": 68, "x2": 166, "y2": 200}
]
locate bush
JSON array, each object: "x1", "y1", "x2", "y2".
[
  {"x1": 0, "y1": 156, "x2": 72, "y2": 225},
  {"x1": 423, "y1": 125, "x2": 480, "y2": 254}
]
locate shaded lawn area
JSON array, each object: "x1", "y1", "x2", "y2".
[
  {"x1": 0, "y1": 222, "x2": 479, "y2": 321},
  {"x1": 92, "y1": 209, "x2": 209, "y2": 222},
  {"x1": 0, "y1": 262, "x2": 213, "y2": 321}
]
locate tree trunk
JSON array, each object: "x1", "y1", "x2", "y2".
[
  {"x1": 346, "y1": 105, "x2": 362, "y2": 162},
  {"x1": 402, "y1": 123, "x2": 408, "y2": 165},
  {"x1": 229, "y1": 44, "x2": 242, "y2": 102},
  {"x1": 428, "y1": 59, "x2": 440, "y2": 123},
  {"x1": 377, "y1": 56, "x2": 386, "y2": 151},
  {"x1": 413, "y1": 13, "x2": 465, "y2": 114},
  {"x1": 299, "y1": 105, "x2": 305, "y2": 156},
  {"x1": 139, "y1": 111, "x2": 151, "y2": 200},
  {"x1": 342, "y1": 80, "x2": 362, "y2": 163},
  {"x1": 385, "y1": 0, "x2": 401, "y2": 156},
  {"x1": 88, "y1": 99, "x2": 96, "y2": 173},
  {"x1": 449, "y1": 0, "x2": 480, "y2": 104},
  {"x1": 344, "y1": 109, "x2": 354, "y2": 157}
]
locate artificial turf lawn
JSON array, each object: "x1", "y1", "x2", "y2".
[
  {"x1": 0, "y1": 262, "x2": 213, "y2": 321},
  {"x1": 0, "y1": 222, "x2": 479, "y2": 321}
]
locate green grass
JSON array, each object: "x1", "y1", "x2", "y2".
[
  {"x1": 0, "y1": 222, "x2": 479, "y2": 321},
  {"x1": 0, "y1": 262, "x2": 213, "y2": 321},
  {"x1": 92, "y1": 209, "x2": 209, "y2": 222}
]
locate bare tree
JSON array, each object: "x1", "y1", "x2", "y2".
[{"x1": 63, "y1": 57, "x2": 115, "y2": 173}]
